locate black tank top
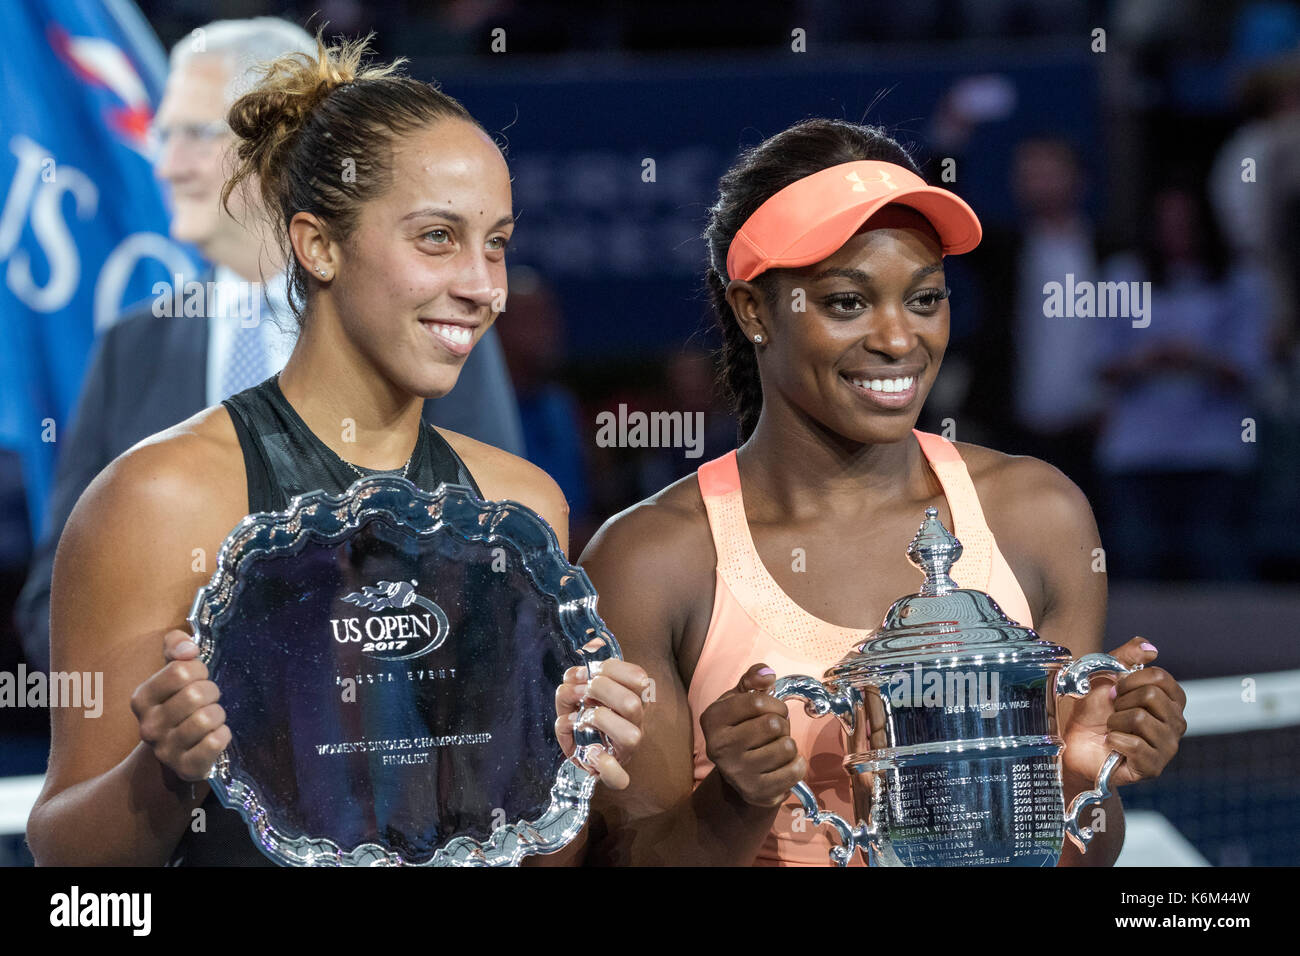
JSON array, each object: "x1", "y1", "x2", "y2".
[{"x1": 170, "y1": 373, "x2": 482, "y2": 866}]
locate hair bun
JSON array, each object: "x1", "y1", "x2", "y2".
[
  {"x1": 227, "y1": 38, "x2": 362, "y2": 147},
  {"x1": 224, "y1": 29, "x2": 407, "y2": 218},
  {"x1": 219, "y1": 26, "x2": 472, "y2": 329}
]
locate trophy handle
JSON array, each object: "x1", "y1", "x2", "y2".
[
  {"x1": 1054, "y1": 653, "x2": 1144, "y2": 853},
  {"x1": 771, "y1": 675, "x2": 871, "y2": 867}
]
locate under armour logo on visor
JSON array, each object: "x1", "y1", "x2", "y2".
[{"x1": 845, "y1": 169, "x2": 899, "y2": 192}]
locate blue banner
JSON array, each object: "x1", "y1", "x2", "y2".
[{"x1": 0, "y1": 0, "x2": 193, "y2": 539}]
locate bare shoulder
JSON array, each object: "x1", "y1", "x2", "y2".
[
  {"x1": 951, "y1": 440, "x2": 1098, "y2": 541},
  {"x1": 104, "y1": 405, "x2": 244, "y2": 511},
  {"x1": 62, "y1": 405, "x2": 248, "y2": 560},
  {"x1": 585, "y1": 471, "x2": 711, "y2": 560},
  {"x1": 125, "y1": 403, "x2": 244, "y2": 479},
  {"x1": 579, "y1": 471, "x2": 715, "y2": 613},
  {"x1": 435, "y1": 427, "x2": 569, "y2": 545},
  {"x1": 949, "y1": 440, "x2": 1103, "y2": 624},
  {"x1": 50, "y1": 405, "x2": 249, "y2": 687}
]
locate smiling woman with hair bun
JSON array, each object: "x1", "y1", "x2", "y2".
[{"x1": 26, "y1": 29, "x2": 647, "y2": 867}]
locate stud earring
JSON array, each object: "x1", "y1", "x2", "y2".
[{"x1": 753, "y1": 334, "x2": 763, "y2": 344}]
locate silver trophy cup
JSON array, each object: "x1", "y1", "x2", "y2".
[{"x1": 772, "y1": 507, "x2": 1138, "y2": 866}]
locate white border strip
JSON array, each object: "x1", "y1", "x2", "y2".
[
  {"x1": 1115, "y1": 810, "x2": 1210, "y2": 866},
  {"x1": 0, "y1": 776, "x2": 42, "y2": 838},
  {"x1": 1182, "y1": 669, "x2": 1300, "y2": 736}
]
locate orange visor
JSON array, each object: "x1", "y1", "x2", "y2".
[{"x1": 725, "y1": 160, "x2": 983, "y2": 282}]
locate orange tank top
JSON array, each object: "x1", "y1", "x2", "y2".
[{"x1": 687, "y1": 429, "x2": 1034, "y2": 866}]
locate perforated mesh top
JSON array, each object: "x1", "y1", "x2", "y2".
[{"x1": 696, "y1": 429, "x2": 1029, "y2": 666}]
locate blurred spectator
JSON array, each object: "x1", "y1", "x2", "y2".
[
  {"x1": 962, "y1": 137, "x2": 1112, "y2": 504},
  {"x1": 496, "y1": 267, "x2": 591, "y2": 533},
  {"x1": 633, "y1": 348, "x2": 736, "y2": 497},
  {"x1": 578, "y1": 345, "x2": 736, "y2": 555},
  {"x1": 1211, "y1": 53, "x2": 1300, "y2": 355},
  {"x1": 1094, "y1": 185, "x2": 1271, "y2": 580}
]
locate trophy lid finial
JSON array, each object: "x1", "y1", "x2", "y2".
[
  {"x1": 827, "y1": 507, "x2": 1067, "y2": 683},
  {"x1": 907, "y1": 506, "x2": 962, "y2": 595},
  {"x1": 825, "y1": 505, "x2": 1069, "y2": 683}
]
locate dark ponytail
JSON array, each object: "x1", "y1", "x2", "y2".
[
  {"x1": 706, "y1": 266, "x2": 768, "y2": 445},
  {"x1": 703, "y1": 118, "x2": 923, "y2": 442}
]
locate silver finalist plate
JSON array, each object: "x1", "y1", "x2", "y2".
[{"x1": 187, "y1": 476, "x2": 620, "y2": 866}]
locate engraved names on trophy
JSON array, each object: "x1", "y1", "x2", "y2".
[
  {"x1": 1010, "y1": 758, "x2": 1066, "y2": 861},
  {"x1": 886, "y1": 755, "x2": 1064, "y2": 866}
]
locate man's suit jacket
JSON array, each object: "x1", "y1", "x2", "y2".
[
  {"x1": 960, "y1": 224, "x2": 1117, "y2": 441},
  {"x1": 15, "y1": 296, "x2": 524, "y2": 671}
]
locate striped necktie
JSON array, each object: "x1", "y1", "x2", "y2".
[{"x1": 218, "y1": 315, "x2": 268, "y2": 399}]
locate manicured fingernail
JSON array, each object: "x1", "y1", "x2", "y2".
[
  {"x1": 1109, "y1": 685, "x2": 1117, "y2": 700},
  {"x1": 573, "y1": 683, "x2": 588, "y2": 697},
  {"x1": 1141, "y1": 642, "x2": 1157, "y2": 652},
  {"x1": 758, "y1": 667, "x2": 775, "y2": 677},
  {"x1": 177, "y1": 640, "x2": 197, "y2": 654}
]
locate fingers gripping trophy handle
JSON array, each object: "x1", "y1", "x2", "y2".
[
  {"x1": 1054, "y1": 653, "x2": 1144, "y2": 853},
  {"x1": 770, "y1": 675, "x2": 869, "y2": 867}
]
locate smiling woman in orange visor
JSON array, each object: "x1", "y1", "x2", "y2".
[{"x1": 576, "y1": 117, "x2": 1187, "y2": 868}]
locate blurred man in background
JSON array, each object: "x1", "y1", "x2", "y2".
[
  {"x1": 1093, "y1": 184, "x2": 1269, "y2": 580},
  {"x1": 962, "y1": 137, "x2": 1111, "y2": 504},
  {"x1": 494, "y1": 267, "x2": 590, "y2": 533}
]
